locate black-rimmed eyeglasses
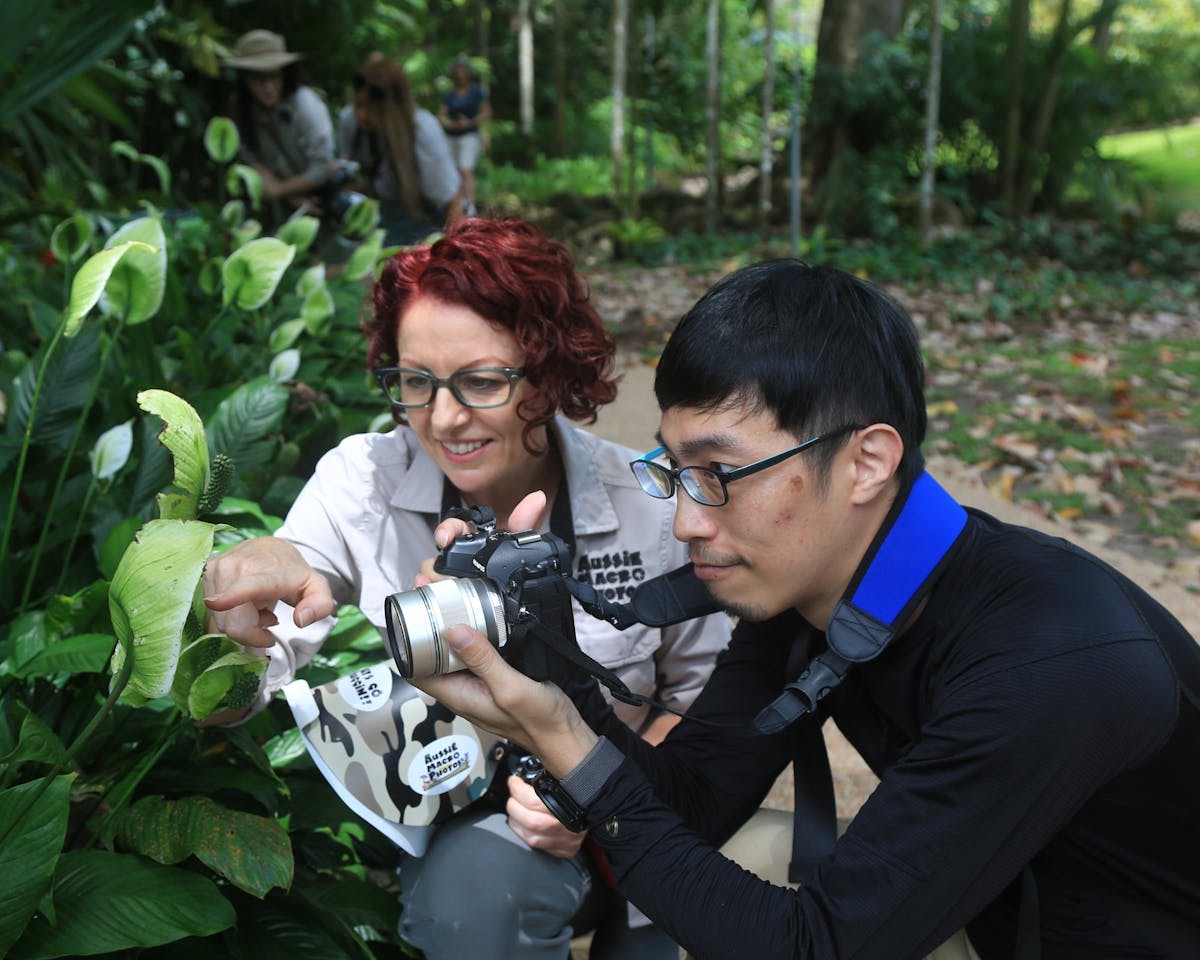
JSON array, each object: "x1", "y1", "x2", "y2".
[
  {"x1": 629, "y1": 425, "x2": 864, "y2": 507},
  {"x1": 374, "y1": 366, "x2": 525, "y2": 410}
]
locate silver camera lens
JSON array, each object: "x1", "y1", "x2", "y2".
[{"x1": 384, "y1": 578, "x2": 508, "y2": 678}]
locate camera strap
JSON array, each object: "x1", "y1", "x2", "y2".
[{"x1": 754, "y1": 471, "x2": 969, "y2": 735}]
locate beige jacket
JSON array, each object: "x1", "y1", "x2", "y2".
[{"x1": 257, "y1": 417, "x2": 731, "y2": 730}]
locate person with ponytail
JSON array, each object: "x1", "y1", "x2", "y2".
[{"x1": 338, "y1": 55, "x2": 464, "y2": 244}]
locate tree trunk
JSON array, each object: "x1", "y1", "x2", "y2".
[
  {"x1": 1090, "y1": 0, "x2": 1120, "y2": 54},
  {"x1": 643, "y1": 13, "x2": 656, "y2": 188},
  {"x1": 704, "y1": 0, "x2": 721, "y2": 234},
  {"x1": 1014, "y1": 0, "x2": 1072, "y2": 217},
  {"x1": 611, "y1": 0, "x2": 628, "y2": 202},
  {"x1": 1000, "y1": 0, "x2": 1030, "y2": 217},
  {"x1": 518, "y1": 0, "x2": 534, "y2": 139},
  {"x1": 475, "y1": 0, "x2": 490, "y2": 61},
  {"x1": 759, "y1": 0, "x2": 777, "y2": 234},
  {"x1": 919, "y1": 0, "x2": 943, "y2": 246},
  {"x1": 807, "y1": 0, "x2": 905, "y2": 224},
  {"x1": 553, "y1": 0, "x2": 567, "y2": 157}
]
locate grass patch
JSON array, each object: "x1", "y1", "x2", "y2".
[{"x1": 1099, "y1": 123, "x2": 1200, "y2": 220}]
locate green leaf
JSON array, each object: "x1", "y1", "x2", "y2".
[
  {"x1": 219, "y1": 199, "x2": 246, "y2": 229},
  {"x1": 139, "y1": 153, "x2": 171, "y2": 195},
  {"x1": 226, "y1": 162, "x2": 263, "y2": 208},
  {"x1": 269, "y1": 349, "x2": 301, "y2": 383},
  {"x1": 110, "y1": 140, "x2": 139, "y2": 164},
  {"x1": 108, "y1": 519, "x2": 219, "y2": 701},
  {"x1": 222, "y1": 238, "x2": 296, "y2": 311},
  {"x1": 277, "y1": 215, "x2": 319, "y2": 254},
  {"x1": 296, "y1": 874, "x2": 400, "y2": 932},
  {"x1": 341, "y1": 228, "x2": 385, "y2": 282},
  {"x1": 5, "y1": 323, "x2": 100, "y2": 455},
  {"x1": 137, "y1": 389, "x2": 209, "y2": 519},
  {"x1": 8, "y1": 633, "x2": 116, "y2": 678},
  {"x1": 89, "y1": 418, "x2": 133, "y2": 480},
  {"x1": 300, "y1": 284, "x2": 335, "y2": 334},
  {"x1": 205, "y1": 377, "x2": 289, "y2": 475},
  {"x1": 232, "y1": 219, "x2": 263, "y2": 248},
  {"x1": 0, "y1": 775, "x2": 72, "y2": 957},
  {"x1": 49, "y1": 212, "x2": 94, "y2": 264},
  {"x1": 0, "y1": 703, "x2": 70, "y2": 769},
  {"x1": 170, "y1": 633, "x2": 236, "y2": 710},
  {"x1": 102, "y1": 218, "x2": 166, "y2": 325},
  {"x1": 295, "y1": 263, "x2": 325, "y2": 298},
  {"x1": 204, "y1": 116, "x2": 240, "y2": 164},
  {"x1": 98, "y1": 516, "x2": 140, "y2": 580},
  {"x1": 9, "y1": 850, "x2": 234, "y2": 958},
  {"x1": 198, "y1": 256, "x2": 224, "y2": 296},
  {"x1": 187, "y1": 650, "x2": 266, "y2": 721},
  {"x1": 263, "y1": 726, "x2": 307, "y2": 768},
  {"x1": 116, "y1": 795, "x2": 292, "y2": 898},
  {"x1": 341, "y1": 196, "x2": 380, "y2": 239},
  {"x1": 268, "y1": 318, "x2": 306, "y2": 352},
  {"x1": 64, "y1": 240, "x2": 155, "y2": 336},
  {"x1": 207, "y1": 497, "x2": 281, "y2": 532}
]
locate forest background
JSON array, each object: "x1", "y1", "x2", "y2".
[{"x1": 1, "y1": 1, "x2": 1198, "y2": 958}]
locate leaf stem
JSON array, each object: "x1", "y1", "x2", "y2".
[{"x1": 0, "y1": 317, "x2": 68, "y2": 574}]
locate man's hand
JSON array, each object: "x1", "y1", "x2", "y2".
[
  {"x1": 203, "y1": 538, "x2": 334, "y2": 647},
  {"x1": 506, "y1": 774, "x2": 586, "y2": 858}
]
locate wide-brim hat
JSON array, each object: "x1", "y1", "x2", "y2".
[{"x1": 222, "y1": 29, "x2": 302, "y2": 72}]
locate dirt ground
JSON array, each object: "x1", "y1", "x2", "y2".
[{"x1": 590, "y1": 353, "x2": 1200, "y2": 820}]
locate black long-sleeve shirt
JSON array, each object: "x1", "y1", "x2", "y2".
[{"x1": 563, "y1": 510, "x2": 1200, "y2": 959}]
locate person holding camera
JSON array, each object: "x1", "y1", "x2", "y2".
[
  {"x1": 203, "y1": 217, "x2": 730, "y2": 960},
  {"x1": 337, "y1": 54, "x2": 464, "y2": 245},
  {"x1": 222, "y1": 30, "x2": 343, "y2": 218},
  {"x1": 412, "y1": 260, "x2": 1200, "y2": 959}
]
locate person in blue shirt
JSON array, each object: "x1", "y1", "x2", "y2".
[{"x1": 438, "y1": 56, "x2": 491, "y2": 215}]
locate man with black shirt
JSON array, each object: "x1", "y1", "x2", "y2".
[{"x1": 415, "y1": 260, "x2": 1200, "y2": 959}]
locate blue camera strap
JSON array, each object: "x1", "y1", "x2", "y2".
[{"x1": 756, "y1": 471, "x2": 968, "y2": 734}]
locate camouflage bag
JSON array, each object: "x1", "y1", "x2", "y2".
[{"x1": 284, "y1": 660, "x2": 499, "y2": 856}]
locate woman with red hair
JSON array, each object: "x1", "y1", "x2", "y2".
[{"x1": 205, "y1": 218, "x2": 729, "y2": 960}]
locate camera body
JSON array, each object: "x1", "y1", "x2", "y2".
[
  {"x1": 384, "y1": 510, "x2": 579, "y2": 686},
  {"x1": 327, "y1": 158, "x2": 361, "y2": 188}
]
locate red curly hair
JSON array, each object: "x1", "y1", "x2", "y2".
[{"x1": 367, "y1": 218, "x2": 619, "y2": 454}]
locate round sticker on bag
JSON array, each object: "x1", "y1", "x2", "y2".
[
  {"x1": 336, "y1": 662, "x2": 393, "y2": 711},
  {"x1": 407, "y1": 733, "x2": 481, "y2": 795}
]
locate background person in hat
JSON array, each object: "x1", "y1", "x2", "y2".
[{"x1": 222, "y1": 29, "x2": 341, "y2": 215}]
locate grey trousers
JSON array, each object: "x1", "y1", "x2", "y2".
[{"x1": 398, "y1": 808, "x2": 680, "y2": 960}]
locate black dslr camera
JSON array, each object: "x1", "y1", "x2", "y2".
[{"x1": 383, "y1": 506, "x2": 579, "y2": 687}]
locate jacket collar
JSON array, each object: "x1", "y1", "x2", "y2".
[{"x1": 388, "y1": 416, "x2": 621, "y2": 536}]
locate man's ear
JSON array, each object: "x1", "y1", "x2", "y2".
[{"x1": 849, "y1": 424, "x2": 903, "y2": 505}]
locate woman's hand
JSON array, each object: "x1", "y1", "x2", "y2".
[
  {"x1": 203, "y1": 538, "x2": 334, "y2": 647},
  {"x1": 506, "y1": 774, "x2": 587, "y2": 858}
]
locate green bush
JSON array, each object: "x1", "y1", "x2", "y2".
[{"x1": 0, "y1": 122, "x2": 419, "y2": 959}]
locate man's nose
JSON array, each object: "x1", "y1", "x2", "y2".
[{"x1": 672, "y1": 490, "x2": 718, "y2": 545}]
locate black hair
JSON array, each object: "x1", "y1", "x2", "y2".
[
  {"x1": 232, "y1": 61, "x2": 307, "y2": 157},
  {"x1": 654, "y1": 260, "x2": 927, "y2": 490}
]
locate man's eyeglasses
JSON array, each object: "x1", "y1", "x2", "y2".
[
  {"x1": 374, "y1": 366, "x2": 525, "y2": 410},
  {"x1": 629, "y1": 425, "x2": 864, "y2": 507}
]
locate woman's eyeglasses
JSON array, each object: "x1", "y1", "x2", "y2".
[
  {"x1": 374, "y1": 366, "x2": 525, "y2": 410},
  {"x1": 629, "y1": 425, "x2": 863, "y2": 506}
]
